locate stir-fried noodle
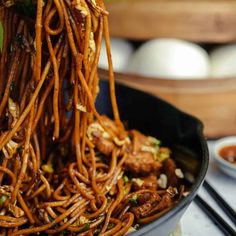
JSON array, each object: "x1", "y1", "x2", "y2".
[{"x1": 0, "y1": 1, "x2": 185, "y2": 235}]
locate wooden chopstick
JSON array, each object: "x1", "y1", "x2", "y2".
[
  {"x1": 194, "y1": 195, "x2": 236, "y2": 236},
  {"x1": 203, "y1": 180, "x2": 236, "y2": 226}
]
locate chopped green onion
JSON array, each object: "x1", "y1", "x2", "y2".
[
  {"x1": 132, "y1": 178, "x2": 144, "y2": 187},
  {"x1": 0, "y1": 21, "x2": 3, "y2": 52},
  {"x1": 129, "y1": 195, "x2": 138, "y2": 206},
  {"x1": 0, "y1": 195, "x2": 8, "y2": 206},
  {"x1": 107, "y1": 222, "x2": 115, "y2": 230},
  {"x1": 79, "y1": 222, "x2": 90, "y2": 233},
  {"x1": 148, "y1": 136, "x2": 161, "y2": 146},
  {"x1": 42, "y1": 164, "x2": 54, "y2": 174},
  {"x1": 155, "y1": 148, "x2": 171, "y2": 162},
  {"x1": 123, "y1": 175, "x2": 129, "y2": 184}
]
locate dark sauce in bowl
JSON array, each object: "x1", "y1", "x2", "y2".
[{"x1": 219, "y1": 145, "x2": 236, "y2": 165}]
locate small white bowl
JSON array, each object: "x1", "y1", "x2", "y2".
[{"x1": 213, "y1": 136, "x2": 236, "y2": 178}]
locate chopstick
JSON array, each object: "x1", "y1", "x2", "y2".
[
  {"x1": 194, "y1": 195, "x2": 236, "y2": 236},
  {"x1": 203, "y1": 180, "x2": 236, "y2": 226}
]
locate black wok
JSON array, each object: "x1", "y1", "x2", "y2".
[{"x1": 96, "y1": 80, "x2": 209, "y2": 236}]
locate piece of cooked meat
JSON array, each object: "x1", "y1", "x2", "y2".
[
  {"x1": 125, "y1": 129, "x2": 162, "y2": 175},
  {"x1": 87, "y1": 116, "x2": 129, "y2": 156},
  {"x1": 131, "y1": 192, "x2": 172, "y2": 219},
  {"x1": 87, "y1": 116, "x2": 117, "y2": 156},
  {"x1": 125, "y1": 152, "x2": 162, "y2": 175},
  {"x1": 148, "y1": 193, "x2": 172, "y2": 216},
  {"x1": 101, "y1": 115, "x2": 120, "y2": 136},
  {"x1": 92, "y1": 131, "x2": 115, "y2": 156},
  {"x1": 130, "y1": 130, "x2": 152, "y2": 153},
  {"x1": 132, "y1": 175, "x2": 158, "y2": 191},
  {"x1": 130, "y1": 192, "x2": 161, "y2": 219},
  {"x1": 162, "y1": 158, "x2": 180, "y2": 187}
]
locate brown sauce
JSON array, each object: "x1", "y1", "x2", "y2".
[{"x1": 219, "y1": 145, "x2": 236, "y2": 165}]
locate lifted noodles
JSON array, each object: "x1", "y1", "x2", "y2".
[{"x1": 0, "y1": 0, "x2": 185, "y2": 235}]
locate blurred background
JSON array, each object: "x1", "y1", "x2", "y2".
[{"x1": 98, "y1": 0, "x2": 236, "y2": 139}]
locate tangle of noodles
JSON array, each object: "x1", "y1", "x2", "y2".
[{"x1": 0, "y1": 1, "x2": 185, "y2": 235}]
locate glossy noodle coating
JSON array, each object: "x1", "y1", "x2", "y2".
[{"x1": 0, "y1": 1, "x2": 184, "y2": 235}]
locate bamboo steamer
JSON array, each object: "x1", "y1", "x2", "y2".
[
  {"x1": 106, "y1": 0, "x2": 236, "y2": 43},
  {"x1": 99, "y1": 69, "x2": 236, "y2": 138},
  {"x1": 102, "y1": 0, "x2": 236, "y2": 138}
]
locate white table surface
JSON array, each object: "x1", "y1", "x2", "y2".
[{"x1": 181, "y1": 141, "x2": 236, "y2": 236}]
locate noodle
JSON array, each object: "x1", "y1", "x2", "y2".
[{"x1": 0, "y1": 1, "x2": 186, "y2": 235}]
